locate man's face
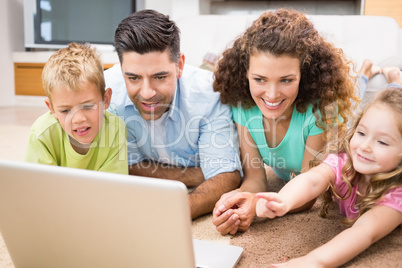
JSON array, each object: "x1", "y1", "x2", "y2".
[{"x1": 121, "y1": 50, "x2": 184, "y2": 120}]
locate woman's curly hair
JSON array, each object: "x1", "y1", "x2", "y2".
[
  {"x1": 213, "y1": 9, "x2": 359, "y2": 140},
  {"x1": 319, "y1": 87, "x2": 402, "y2": 226}
]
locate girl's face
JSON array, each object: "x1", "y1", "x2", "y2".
[
  {"x1": 350, "y1": 104, "x2": 402, "y2": 176},
  {"x1": 247, "y1": 52, "x2": 301, "y2": 120}
]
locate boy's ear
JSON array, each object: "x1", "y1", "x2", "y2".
[
  {"x1": 103, "y1": 88, "x2": 112, "y2": 110},
  {"x1": 44, "y1": 98, "x2": 55, "y2": 114}
]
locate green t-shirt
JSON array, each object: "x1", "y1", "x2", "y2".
[
  {"x1": 232, "y1": 104, "x2": 323, "y2": 181},
  {"x1": 25, "y1": 111, "x2": 128, "y2": 174}
]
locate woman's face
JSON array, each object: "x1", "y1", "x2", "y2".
[{"x1": 247, "y1": 52, "x2": 301, "y2": 121}]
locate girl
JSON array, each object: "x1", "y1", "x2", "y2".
[
  {"x1": 256, "y1": 87, "x2": 402, "y2": 267},
  {"x1": 212, "y1": 9, "x2": 359, "y2": 235}
]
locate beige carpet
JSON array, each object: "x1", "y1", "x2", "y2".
[
  {"x1": 0, "y1": 125, "x2": 30, "y2": 163},
  {"x1": 0, "y1": 125, "x2": 30, "y2": 267},
  {"x1": 231, "y1": 201, "x2": 402, "y2": 268},
  {"x1": 0, "y1": 122, "x2": 401, "y2": 267}
]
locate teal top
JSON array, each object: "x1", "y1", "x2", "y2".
[{"x1": 232, "y1": 104, "x2": 323, "y2": 181}]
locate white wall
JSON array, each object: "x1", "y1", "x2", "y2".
[
  {"x1": 145, "y1": 0, "x2": 202, "y2": 19},
  {"x1": 170, "y1": 0, "x2": 202, "y2": 20},
  {"x1": 0, "y1": 0, "x2": 24, "y2": 106},
  {"x1": 145, "y1": 0, "x2": 172, "y2": 16}
]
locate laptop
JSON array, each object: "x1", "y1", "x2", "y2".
[{"x1": 0, "y1": 160, "x2": 243, "y2": 268}]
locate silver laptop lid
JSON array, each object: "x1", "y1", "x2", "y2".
[{"x1": 0, "y1": 160, "x2": 195, "y2": 268}]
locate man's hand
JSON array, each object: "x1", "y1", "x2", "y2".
[
  {"x1": 212, "y1": 190, "x2": 258, "y2": 235},
  {"x1": 190, "y1": 171, "x2": 241, "y2": 220}
]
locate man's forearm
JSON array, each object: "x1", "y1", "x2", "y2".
[
  {"x1": 189, "y1": 170, "x2": 241, "y2": 219},
  {"x1": 129, "y1": 161, "x2": 205, "y2": 187}
]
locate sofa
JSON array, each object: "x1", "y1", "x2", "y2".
[{"x1": 176, "y1": 14, "x2": 402, "y2": 94}]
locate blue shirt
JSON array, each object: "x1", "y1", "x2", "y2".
[{"x1": 105, "y1": 64, "x2": 241, "y2": 180}]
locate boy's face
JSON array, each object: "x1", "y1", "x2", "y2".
[
  {"x1": 121, "y1": 50, "x2": 184, "y2": 121},
  {"x1": 45, "y1": 82, "x2": 112, "y2": 149}
]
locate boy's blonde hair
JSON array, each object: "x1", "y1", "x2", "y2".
[{"x1": 42, "y1": 42, "x2": 105, "y2": 101}]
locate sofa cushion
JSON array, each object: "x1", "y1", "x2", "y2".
[
  {"x1": 309, "y1": 15, "x2": 400, "y2": 66},
  {"x1": 379, "y1": 54, "x2": 402, "y2": 70}
]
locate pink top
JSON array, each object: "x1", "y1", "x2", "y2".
[{"x1": 323, "y1": 153, "x2": 402, "y2": 219}]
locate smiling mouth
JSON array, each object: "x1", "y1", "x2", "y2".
[
  {"x1": 141, "y1": 101, "x2": 161, "y2": 112},
  {"x1": 356, "y1": 153, "x2": 373, "y2": 162},
  {"x1": 262, "y1": 98, "x2": 284, "y2": 107},
  {"x1": 142, "y1": 102, "x2": 159, "y2": 107}
]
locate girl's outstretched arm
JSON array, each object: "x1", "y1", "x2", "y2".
[
  {"x1": 256, "y1": 163, "x2": 334, "y2": 218},
  {"x1": 272, "y1": 205, "x2": 402, "y2": 268}
]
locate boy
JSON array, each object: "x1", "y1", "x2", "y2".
[{"x1": 25, "y1": 42, "x2": 128, "y2": 174}]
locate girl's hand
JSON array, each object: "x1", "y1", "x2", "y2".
[
  {"x1": 255, "y1": 192, "x2": 288, "y2": 218},
  {"x1": 271, "y1": 255, "x2": 321, "y2": 268}
]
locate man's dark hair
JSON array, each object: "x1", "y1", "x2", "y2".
[{"x1": 114, "y1": 9, "x2": 181, "y2": 64}]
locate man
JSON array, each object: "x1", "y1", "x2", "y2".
[{"x1": 105, "y1": 9, "x2": 241, "y2": 219}]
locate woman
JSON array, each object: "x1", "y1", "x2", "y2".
[{"x1": 212, "y1": 9, "x2": 359, "y2": 235}]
